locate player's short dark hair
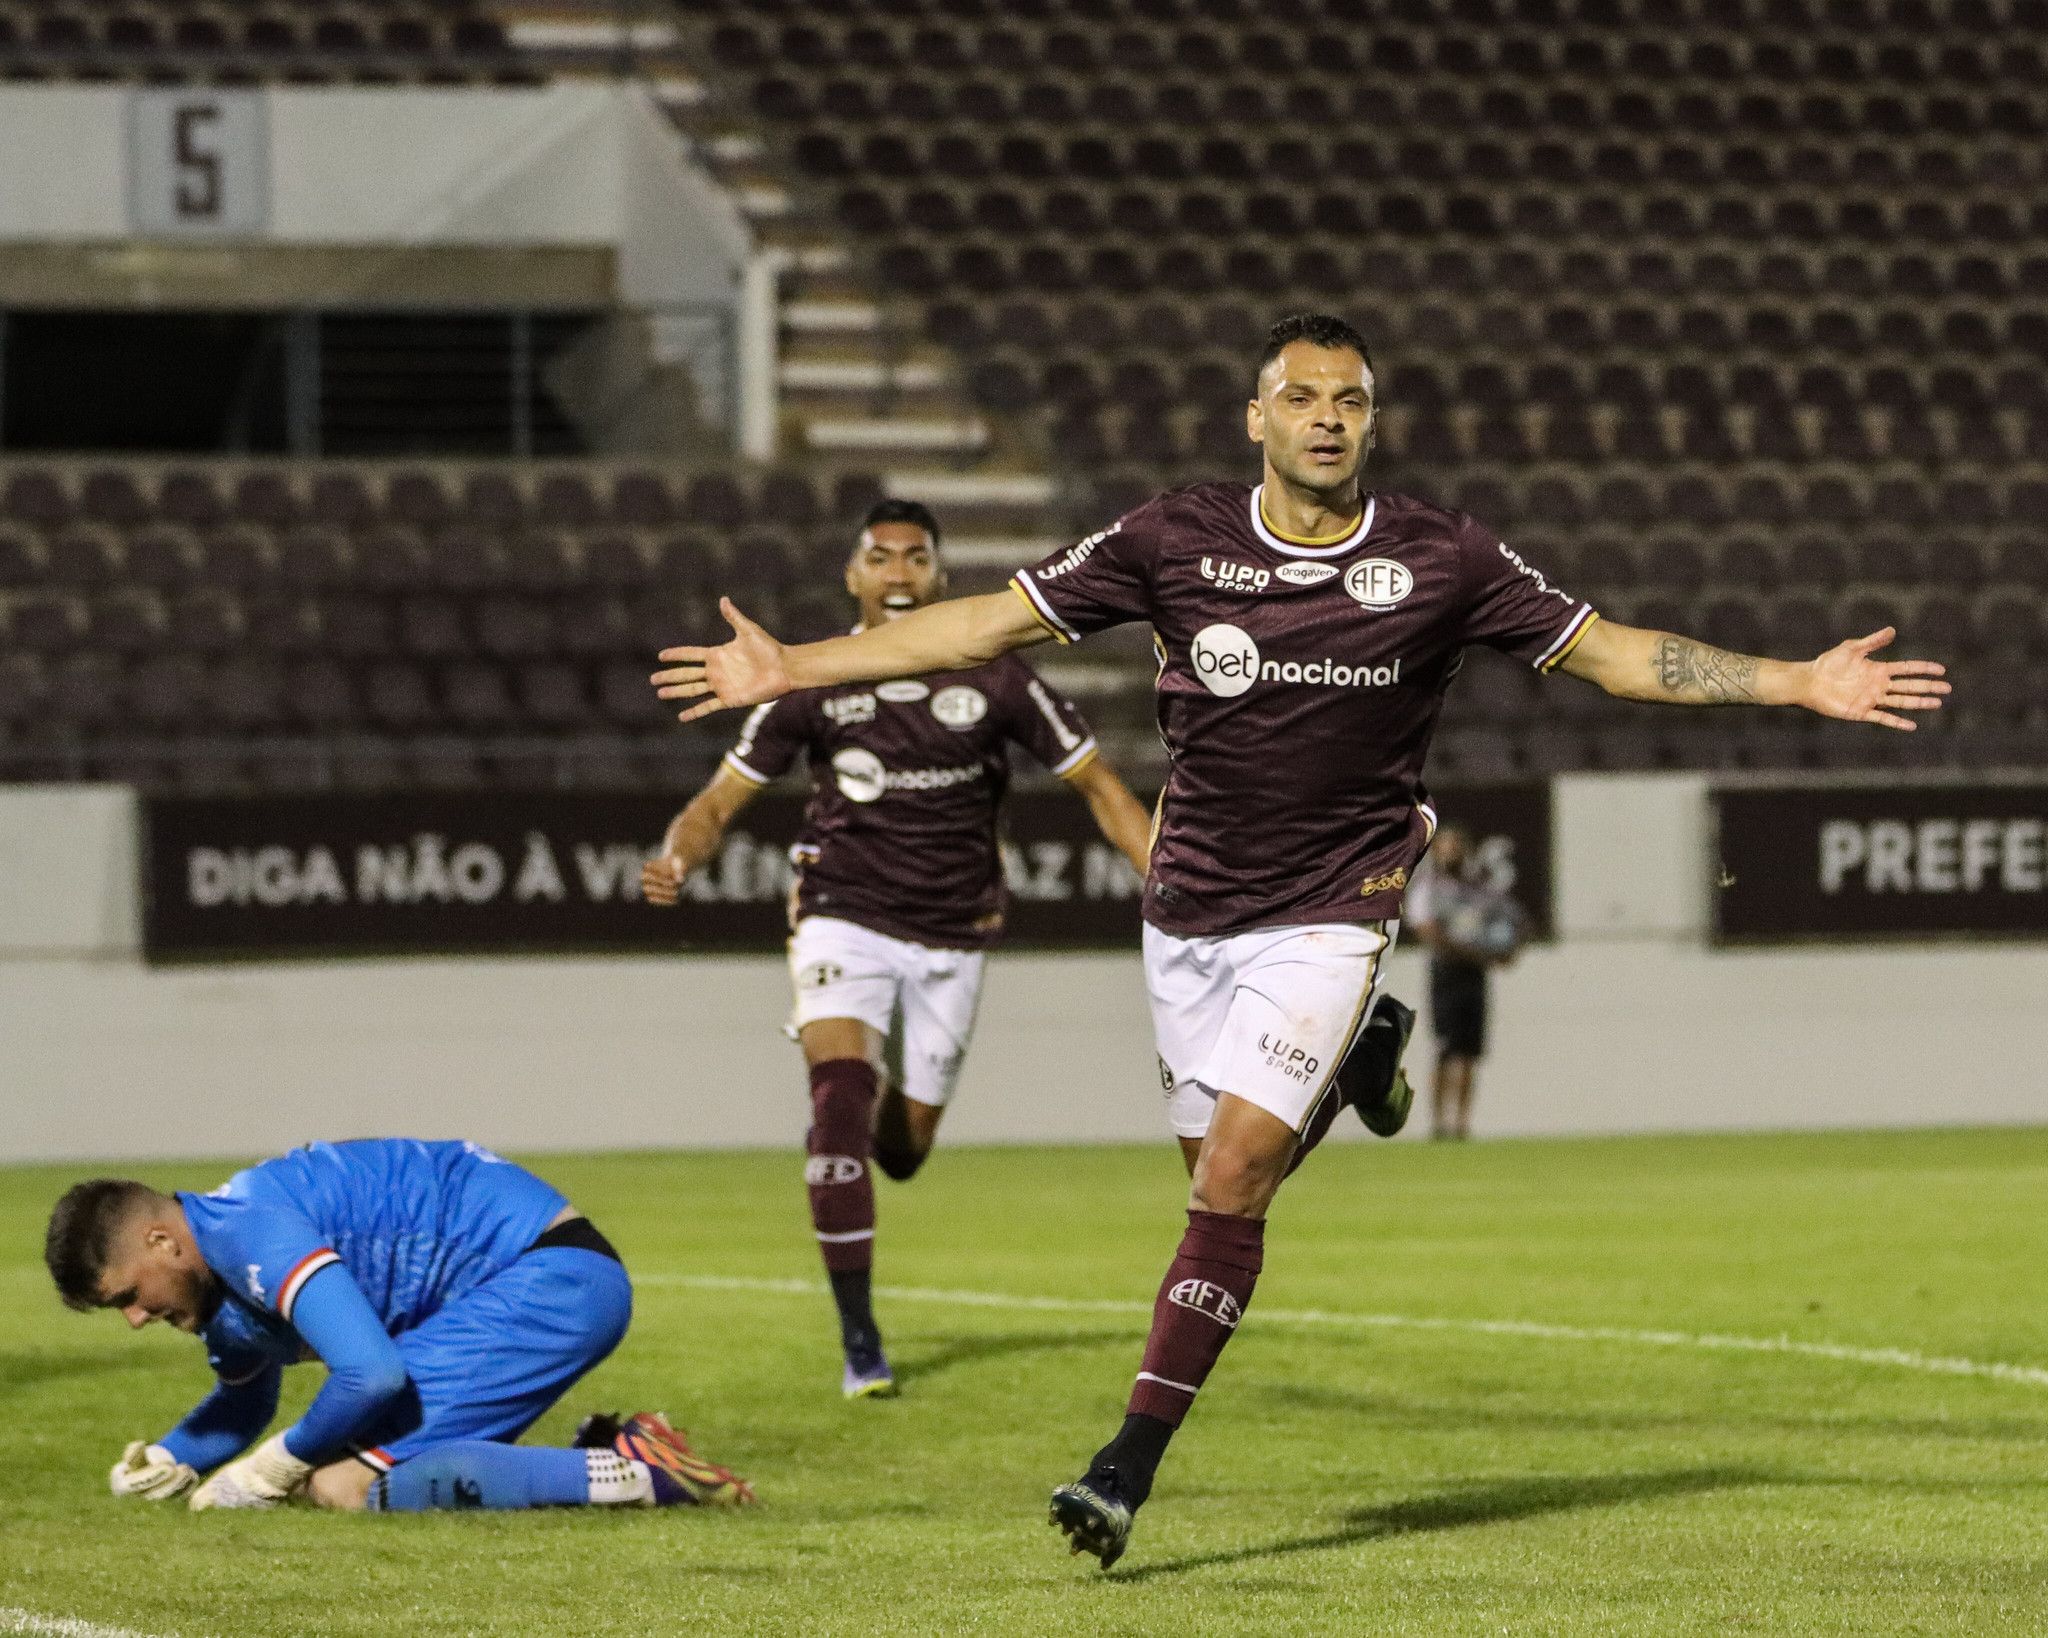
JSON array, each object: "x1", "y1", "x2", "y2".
[
  {"x1": 1256, "y1": 314, "x2": 1375, "y2": 387},
  {"x1": 45, "y1": 1178, "x2": 155, "y2": 1311},
  {"x1": 858, "y1": 498, "x2": 942, "y2": 553}
]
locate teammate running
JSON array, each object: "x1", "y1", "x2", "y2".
[
  {"x1": 46, "y1": 1138, "x2": 753, "y2": 1512},
  {"x1": 650, "y1": 314, "x2": 1950, "y2": 1564},
  {"x1": 642, "y1": 499, "x2": 1155, "y2": 1400}
]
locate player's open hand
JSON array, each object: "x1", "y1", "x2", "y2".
[
  {"x1": 652, "y1": 598, "x2": 793, "y2": 723},
  {"x1": 1803, "y1": 627, "x2": 1951, "y2": 731},
  {"x1": 641, "y1": 851, "x2": 686, "y2": 906}
]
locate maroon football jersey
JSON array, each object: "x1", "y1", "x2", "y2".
[
  {"x1": 1011, "y1": 481, "x2": 1596, "y2": 937},
  {"x1": 723, "y1": 651, "x2": 1098, "y2": 948}
]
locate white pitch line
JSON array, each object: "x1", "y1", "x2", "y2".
[
  {"x1": 642, "y1": 1274, "x2": 2048, "y2": 1391},
  {"x1": 0, "y1": 1610, "x2": 189, "y2": 1638}
]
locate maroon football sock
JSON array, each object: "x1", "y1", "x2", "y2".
[
  {"x1": 1125, "y1": 1209, "x2": 1265, "y2": 1429},
  {"x1": 805, "y1": 1058, "x2": 879, "y2": 1276}
]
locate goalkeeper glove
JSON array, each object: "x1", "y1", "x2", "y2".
[
  {"x1": 110, "y1": 1441, "x2": 198, "y2": 1502},
  {"x1": 188, "y1": 1433, "x2": 313, "y2": 1511}
]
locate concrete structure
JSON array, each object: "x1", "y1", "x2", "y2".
[{"x1": 1, "y1": 779, "x2": 2037, "y2": 1163}]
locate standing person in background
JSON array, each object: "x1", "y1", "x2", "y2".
[
  {"x1": 1405, "y1": 823, "x2": 1524, "y2": 1141},
  {"x1": 642, "y1": 499, "x2": 1155, "y2": 1401}
]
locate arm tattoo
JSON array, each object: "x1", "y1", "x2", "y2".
[{"x1": 1649, "y1": 637, "x2": 1762, "y2": 705}]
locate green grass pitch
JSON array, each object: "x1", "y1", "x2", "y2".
[{"x1": 5, "y1": 1129, "x2": 2048, "y2": 1636}]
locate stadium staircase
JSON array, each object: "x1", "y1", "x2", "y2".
[{"x1": 495, "y1": 2, "x2": 1076, "y2": 590}]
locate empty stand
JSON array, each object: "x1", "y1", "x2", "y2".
[
  {"x1": 0, "y1": 2, "x2": 534, "y2": 86},
  {"x1": 0, "y1": 459, "x2": 912, "y2": 791}
]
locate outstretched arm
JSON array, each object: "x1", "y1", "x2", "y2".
[
  {"x1": 643, "y1": 765, "x2": 762, "y2": 906},
  {"x1": 1063, "y1": 756, "x2": 1154, "y2": 879},
  {"x1": 655, "y1": 591, "x2": 1050, "y2": 724},
  {"x1": 1560, "y1": 620, "x2": 1949, "y2": 729}
]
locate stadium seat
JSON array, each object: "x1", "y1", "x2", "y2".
[
  {"x1": 0, "y1": 527, "x2": 43, "y2": 586},
  {"x1": 4, "y1": 468, "x2": 70, "y2": 527},
  {"x1": 234, "y1": 471, "x2": 302, "y2": 528},
  {"x1": 283, "y1": 657, "x2": 357, "y2": 727}
]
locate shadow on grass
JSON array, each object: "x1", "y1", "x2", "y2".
[
  {"x1": 895, "y1": 1328, "x2": 1134, "y2": 1387},
  {"x1": 0, "y1": 1352, "x2": 139, "y2": 1400},
  {"x1": 1259, "y1": 1379, "x2": 2048, "y2": 1447},
  {"x1": 1109, "y1": 1465, "x2": 1770, "y2": 1583}
]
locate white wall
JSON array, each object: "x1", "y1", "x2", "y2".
[
  {"x1": 0, "y1": 86, "x2": 745, "y2": 264},
  {"x1": 2, "y1": 781, "x2": 2043, "y2": 1164}
]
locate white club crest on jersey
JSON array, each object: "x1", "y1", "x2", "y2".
[
  {"x1": 1345, "y1": 558, "x2": 1414, "y2": 609},
  {"x1": 931, "y1": 685, "x2": 988, "y2": 728},
  {"x1": 832, "y1": 748, "x2": 886, "y2": 803},
  {"x1": 1274, "y1": 561, "x2": 1339, "y2": 586}
]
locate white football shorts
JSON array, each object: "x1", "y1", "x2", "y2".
[
  {"x1": 1146, "y1": 919, "x2": 1396, "y2": 1140},
  {"x1": 787, "y1": 916, "x2": 987, "y2": 1108}
]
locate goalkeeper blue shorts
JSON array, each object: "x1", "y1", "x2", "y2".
[{"x1": 350, "y1": 1244, "x2": 632, "y2": 1473}]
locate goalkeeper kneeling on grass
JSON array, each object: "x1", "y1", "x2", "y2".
[{"x1": 44, "y1": 1137, "x2": 754, "y2": 1514}]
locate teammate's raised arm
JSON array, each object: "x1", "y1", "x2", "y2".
[
  {"x1": 1063, "y1": 756, "x2": 1154, "y2": 880},
  {"x1": 1558, "y1": 619, "x2": 1950, "y2": 730},
  {"x1": 643, "y1": 764, "x2": 763, "y2": 906},
  {"x1": 652, "y1": 589, "x2": 1049, "y2": 724}
]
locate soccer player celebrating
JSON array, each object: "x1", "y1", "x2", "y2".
[
  {"x1": 641, "y1": 498, "x2": 1155, "y2": 1400},
  {"x1": 651, "y1": 315, "x2": 1949, "y2": 1563},
  {"x1": 46, "y1": 1137, "x2": 754, "y2": 1512}
]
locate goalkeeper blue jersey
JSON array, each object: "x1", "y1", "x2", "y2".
[{"x1": 181, "y1": 1138, "x2": 567, "y2": 1383}]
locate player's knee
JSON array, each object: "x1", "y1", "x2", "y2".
[
  {"x1": 584, "y1": 1258, "x2": 634, "y2": 1356},
  {"x1": 307, "y1": 1460, "x2": 375, "y2": 1511},
  {"x1": 1188, "y1": 1139, "x2": 1285, "y2": 1217}
]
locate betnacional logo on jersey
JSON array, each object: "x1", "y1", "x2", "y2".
[
  {"x1": 1200, "y1": 556, "x2": 1271, "y2": 593},
  {"x1": 822, "y1": 692, "x2": 877, "y2": 726},
  {"x1": 876, "y1": 680, "x2": 930, "y2": 703},
  {"x1": 1037, "y1": 520, "x2": 1121, "y2": 580},
  {"x1": 1189, "y1": 622, "x2": 1263, "y2": 697},
  {"x1": 833, "y1": 747, "x2": 987, "y2": 802},
  {"x1": 1168, "y1": 1277, "x2": 1243, "y2": 1329},
  {"x1": 931, "y1": 685, "x2": 988, "y2": 729},
  {"x1": 1344, "y1": 558, "x2": 1414, "y2": 609},
  {"x1": 832, "y1": 748, "x2": 887, "y2": 802},
  {"x1": 1274, "y1": 561, "x2": 1340, "y2": 586},
  {"x1": 1189, "y1": 623, "x2": 1403, "y2": 698}
]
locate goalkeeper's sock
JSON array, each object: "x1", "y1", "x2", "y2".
[{"x1": 368, "y1": 1444, "x2": 652, "y2": 1511}]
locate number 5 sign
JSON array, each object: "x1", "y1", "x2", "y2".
[{"x1": 126, "y1": 90, "x2": 269, "y2": 236}]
